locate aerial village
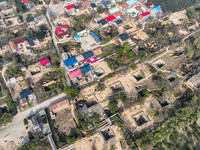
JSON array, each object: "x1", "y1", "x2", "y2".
[{"x1": 1, "y1": 0, "x2": 200, "y2": 149}]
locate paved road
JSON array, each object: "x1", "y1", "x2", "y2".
[
  {"x1": 0, "y1": 93, "x2": 66, "y2": 149},
  {"x1": 46, "y1": 10, "x2": 71, "y2": 86}
]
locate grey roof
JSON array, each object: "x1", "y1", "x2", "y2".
[
  {"x1": 115, "y1": 20, "x2": 123, "y2": 25},
  {"x1": 36, "y1": 15, "x2": 46, "y2": 21},
  {"x1": 119, "y1": 33, "x2": 130, "y2": 41},
  {"x1": 0, "y1": 1, "x2": 6, "y2": 5}
]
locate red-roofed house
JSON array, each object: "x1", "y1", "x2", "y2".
[
  {"x1": 141, "y1": 12, "x2": 151, "y2": 17},
  {"x1": 48, "y1": 97, "x2": 70, "y2": 113},
  {"x1": 137, "y1": 0, "x2": 143, "y2": 2},
  {"x1": 69, "y1": 69, "x2": 82, "y2": 78},
  {"x1": 82, "y1": 0, "x2": 90, "y2": 6},
  {"x1": 14, "y1": 37, "x2": 26, "y2": 45},
  {"x1": 13, "y1": 37, "x2": 29, "y2": 51},
  {"x1": 56, "y1": 32, "x2": 69, "y2": 42},
  {"x1": 135, "y1": 6, "x2": 141, "y2": 11},
  {"x1": 55, "y1": 27, "x2": 63, "y2": 34},
  {"x1": 105, "y1": 15, "x2": 116, "y2": 22},
  {"x1": 119, "y1": 3, "x2": 129, "y2": 10},
  {"x1": 113, "y1": 11, "x2": 123, "y2": 17},
  {"x1": 39, "y1": 57, "x2": 50, "y2": 66},
  {"x1": 9, "y1": 41, "x2": 17, "y2": 52},
  {"x1": 60, "y1": 24, "x2": 68, "y2": 30},
  {"x1": 136, "y1": 14, "x2": 144, "y2": 21},
  {"x1": 65, "y1": 4, "x2": 75, "y2": 14},
  {"x1": 23, "y1": 0, "x2": 28, "y2": 4},
  {"x1": 65, "y1": 4, "x2": 75, "y2": 10},
  {"x1": 144, "y1": 2, "x2": 153, "y2": 9}
]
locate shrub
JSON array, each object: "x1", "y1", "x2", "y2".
[
  {"x1": 97, "y1": 83, "x2": 105, "y2": 91},
  {"x1": 24, "y1": 118, "x2": 28, "y2": 125},
  {"x1": 41, "y1": 118, "x2": 47, "y2": 124},
  {"x1": 129, "y1": 64, "x2": 137, "y2": 70},
  {"x1": 119, "y1": 92, "x2": 127, "y2": 101}
]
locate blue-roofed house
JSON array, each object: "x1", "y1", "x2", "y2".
[
  {"x1": 80, "y1": 65, "x2": 91, "y2": 73},
  {"x1": 126, "y1": 0, "x2": 136, "y2": 7},
  {"x1": 19, "y1": 88, "x2": 33, "y2": 106},
  {"x1": 26, "y1": 17, "x2": 35, "y2": 26},
  {"x1": 63, "y1": 57, "x2": 79, "y2": 70},
  {"x1": 109, "y1": 7, "x2": 119, "y2": 14},
  {"x1": 101, "y1": 1, "x2": 111, "y2": 8},
  {"x1": 151, "y1": 9, "x2": 158, "y2": 14},
  {"x1": 115, "y1": 20, "x2": 123, "y2": 27},
  {"x1": 20, "y1": 89, "x2": 32, "y2": 99},
  {"x1": 27, "y1": 36, "x2": 39, "y2": 46},
  {"x1": 154, "y1": 6, "x2": 161, "y2": 11},
  {"x1": 89, "y1": 31, "x2": 102, "y2": 43}
]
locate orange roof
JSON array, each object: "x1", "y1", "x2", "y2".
[
  {"x1": 9, "y1": 41, "x2": 17, "y2": 51},
  {"x1": 48, "y1": 97, "x2": 69, "y2": 111},
  {"x1": 113, "y1": 11, "x2": 123, "y2": 17},
  {"x1": 82, "y1": 0, "x2": 90, "y2": 5},
  {"x1": 104, "y1": 11, "x2": 110, "y2": 15},
  {"x1": 92, "y1": 47, "x2": 102, "y2": 55},
  {"x1": 79, "y1": 7, "x2": 85, "y2": 11},
  {"x1": 135, "y1": 6, "x2": 141, "y2": 11},
  {"x1": 120, "y1": 3, "x2": 129, "y2": 8},
  {"x1": 137, "y1": 15, "x2": 144, "y2": 20}
]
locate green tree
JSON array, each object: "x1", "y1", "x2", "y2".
[
  {"x1": 191, "y1": 95, "x2": 198, "y2": 102},
  {"x1": 108, "y1": 100, "x2": 118, "y2": 113},
  {"x1": 64, "y1": 86, "x2": 79, "y2": 97},
  {"x1": 97, "y1": 6, "x2": 105, "y2": 14},
  {"x1": 119, "y1": 92, "x2": 127, "y2": 101},
  {"x1": 129, "y1": 64, "x2": 137, "y2": 70},
  {"x1": 0, "y1": 113, "x2": 13, "y2": 126},
  {"x1": 137, "y1": 96, "x2": 144, "y2": 105},
  {"x1": 123, "y1": 42, "x2": 132, "y2": 50},
  {"x1": 7, "y1": 101, "x2": 17, "y2": 112},
  {"x1": 39, "y1": 24, "x2": 48, "y2": 31},
  {"x1": 88, "y1": 113, "x2": 101, "y2": 124},
  {"x1": 138, "y1": 50, "x2": 146, "y2": 59},
  {"x1": 106, "y1": 35, "x2": 112, "y2": 42},
  {"x1": 188, "y1": 51, "x2": 193, "y2": 59},
  {"x1": 75, "y1": 127, "x2": 81, "y2": 134}
]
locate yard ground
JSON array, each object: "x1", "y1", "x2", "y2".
[
  {"x1": 132, "y1": 31, "x2": 149, "y2": 41},
  {"x1": 74, "y1": 125, "x2": 125, "y2": 150},
  {"x1": 53, "y1": 17, "x2": 71, "y2": 27},
  {"x1": 9, "y1": 81, "x2": 28, "y2": 101},
  {"x1": 54, "y1": 109, "x2": 77, "y2": 136},
  {"x1": 92, "y1": 60, "x2": 112, "y2": 78},
  {"x1": 80, "y1": 63, "x2": 152, "y2": 108},
  {"x1": 122, "y1": 104, "x2": 154, "y2": 131},
  {"x1": 77, "y1": 32, "x2": 99, "y2": 51},
  {"x1": 154, "y1": 52, "x2": 188, "y2": 76},
  {"x1": 168, "y1": 11, "x2": 188, "y2": 25},
  {"x1": 24, "y1": 62, "x2": 51, "y2": 86}
]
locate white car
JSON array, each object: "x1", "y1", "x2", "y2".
[
  {"x1": 83, "y1": 41, "x2": 87, "y2": 44},
  {"x1": 19, "y1": 136, "x2": 24, "y2": 140}
]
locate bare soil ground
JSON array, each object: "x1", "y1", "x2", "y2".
[
  {"x1": 9, "y1": 81, "x2": 28, "y2": 101},
  {"x1": 169, "y1": 11, "x2": 188, "y2": 25},
  {"x1": 53, "y1": 17, "x2": 71, "y2": 27},
  {"x1": 92, "y1": 60, "x2": 112, "y2": 78},
  {"x1": 80, "y1": 63, "x2": 152, "y2": 108},
  {"x1": 132, "y1": 31, "x2": 149, "y2": 41},
  {"x1": 74, "y1": 125, "x2": 125, "y2": 150},
  {"x1": 122, "y1": 104, "x2": 154, "y2": 131},
  {"x1": 54, "y1": 109, "x2": 76, "y2": 136},
  {"x1": 155, "y1": 52, "x2": 187, "y2": 76}
]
